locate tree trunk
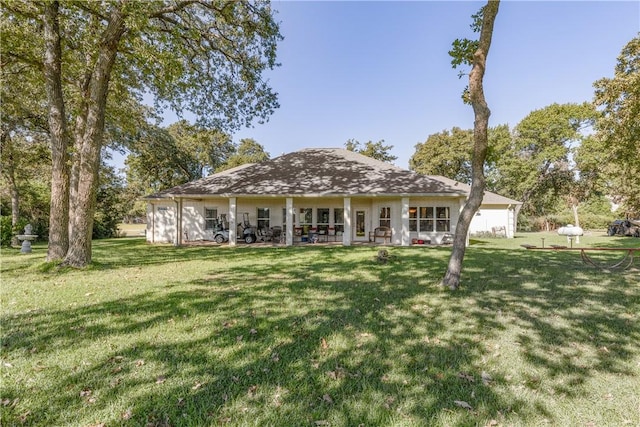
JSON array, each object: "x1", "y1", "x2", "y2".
[
  {"x1": 43, "y1": 0, "x2": 70, "y2": 262},
  {"x1": 0, "y1": 129, "x2": 21, "y2": 247},
  {"x1": 69, "y1": 42, "x2": 94, "y2": 241},
  {"x1": 442, "y1": 0, "x2": 500, "y2": 290},
  {"x1": 63, "y1": 7, "x2": 126, "y2": 267},
  {"x1": 570, "y1": 198, "x2": 580, "y2": 244}
]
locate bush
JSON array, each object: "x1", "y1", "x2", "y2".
[{"x1": 0, "y1": 216, "x2": 33, "y2": 247}]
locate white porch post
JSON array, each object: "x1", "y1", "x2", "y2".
[
  {"x1": 343, "y1": 197, "x2": 351, "y2": 246},
  {"x1": 401, "y1": 197, "x2": 410, "y2": 246},
  {"x1": 286, "y1": 197, "x2": 294, "y2": 246},
  {"x1": 173, "y1": 197, "x2": 182, "y2": 246},
  {"x1": 228, "y1": 197, "x2": 237, "y2": 246}
]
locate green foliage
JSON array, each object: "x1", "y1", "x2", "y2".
[
  {"x1": 344, "y1": 139, "x2": 398, "y2": 163},
  {"x1": 409, "y1": 125, "x2": 510, "y2": 190},
  {"x1": 492, "y1": 102, "x2": 598, "y2": 216},
  {"x1": 126, "y1": 120, "x2": 235, "y2": 192},
  {"x1": 93, "y1": 164, "x2": 127, "y2": 239},
  {"x1": 591, "y1": 35, "x2": 640, "y2": 214},
  {"x1": 0, "y1": 216, "x2": 15, "y2": 247},
  {"x1": 218, "y1": 138, "x2": 270, "y2": 171},
  {"x1": 410, "y1": 127, "x2": 473, "y2": 182}
]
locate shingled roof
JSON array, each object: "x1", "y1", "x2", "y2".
[{"x1": 145, "y1": 148, "x2": 519, "y2": 204}]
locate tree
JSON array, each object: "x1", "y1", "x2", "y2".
[
  {"x1": 345, "y1": 139, "x2": 398, "y2": 163},
  {"x1": 218, "y1": 138, "x2": 270, "y2": 171},
  {"x1": 492, "y1": 103, "x2": 597, "y2": 226},
  {"x1": 590, "y1": 35, "x2": 640, "y2": 215},
  {"x1": 410, "y1": 125, "x2": 510, "y2": 190},
  {"x1": 3, "y1": 1, "x2": 282, "y2": 267},
  {"x1": 125, "y1": 121, "x2": 234, "y2": 192},
  {"x1": 442, "y1": 0, "x2": 500, "y2": 290},
  {"x1": 0, "y1": 131, "x2": 51, "y2": 245},
  {"x1": 410, "y1": 128, "x2": 473, "y2": 182}
]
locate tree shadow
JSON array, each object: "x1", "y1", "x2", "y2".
[{"x1": 1, "y1": 244, "x2": 638, "y2": 426}]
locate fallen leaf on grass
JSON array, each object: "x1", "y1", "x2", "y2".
[
  {"x1": 248, "y1": 385, "x2": 258, "y2": 396},
  {"x1": 322, "y1": 394, "x2": 333, "y2": 404},
  {"x1": 320, "y1": 338, "x2": 328, "y2": 349},
  {"x1": 454, "y1": 400, "x2": 474, "y2": 411},
  {"x1": 485, "y1": 420, "x2": 499, "y2": 427},
  {"x1": 249, "y1": 328, "x2": 257, "y2": 335},
  {"x1": 481, "y1": 371, "x2": 493, "y2": 385},
  {"x1": 135, "y1": 359, "x2": 145, "y2": 367},
  {"x1": 19, "y1": 411, "x2": 31, "y2": 423},
  {"x1": 2, "y1": 398, "x2": 18, "y2": 408},
  {"x1": 458, "y1": 372, "x2": 475, "y2": 382},
  {"x1": 121, "y1": 409, "x2": 132, "y2": 420},
  {"x1": 192, "y1": 382, "x2": 202, "y2": 390},
  {"x1": 156, "y1": 375, "x2": 166, "y2": 384},
  {"x1": 80, "y1": 389, "x2": 92, "y2": 397}
]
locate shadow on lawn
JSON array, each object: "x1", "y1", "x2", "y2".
[{"x1": 1, "y1": 245, "x2": 638, "y2": 426}]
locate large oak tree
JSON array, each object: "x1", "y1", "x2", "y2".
[{"x1": 2, "y1": 1, "x2": 282, "y2": 267}]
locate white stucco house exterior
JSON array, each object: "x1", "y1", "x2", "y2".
[{"x1": 144, "y1": 148, "x2": 521, "y2": 246}]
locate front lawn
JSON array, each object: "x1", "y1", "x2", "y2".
[{"x1": 1, "y1": 234, "x2": 639, "y2": 426}]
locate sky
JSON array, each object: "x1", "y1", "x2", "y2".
[{"x1": 133, "y1": 0, "x2": 640, "y2": 170}]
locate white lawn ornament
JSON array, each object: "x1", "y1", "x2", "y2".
[{"x1": 557, "y1": 224, "x2": 584, "y2": 246}]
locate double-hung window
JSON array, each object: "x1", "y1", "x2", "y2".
[
  {"x1": 257, "y1": 208, "x2": 270, "y2": 230},
  {"x1": 299, "y1": 208, "x2": 312, "y2": 233},
  {"x1": 333, "y1": 208, "x2": 344, "y2": 233},
  {"x1": 317, "y1": 208, "x2": 330, "y2": 233},
  {"x1": 436, "y1": 207, "x2": 450, "y2": 232},
  {"x1": 379, "y1": 207, "x2": 391, "y2": 228},
  {"x1": 205, "y1": 208, "x2": 218, "y2": 230}
]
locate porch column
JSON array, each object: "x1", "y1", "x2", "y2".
[
  {"x1": 173, "y1": 197, "x2": 182, "y2": 246},
  {"x1": 343, "y1": 197, "x2": 351, "y2": 246},
  {"x1": 228, "y1": 197, "x2": 237, "y2": 246},
  {"x1": 286, "y1": 197, "x2": 294, "y2": 246},
  {"x1": 401, "y1": 197, "x2": 410, "y2": 246},
  {"x1": 149, "y1": 203, "x2": 155, "y2": 243}
]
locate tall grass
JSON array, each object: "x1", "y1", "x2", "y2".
[{"x1": 1, "y1": 233, "x2": 638, "y2": 426}]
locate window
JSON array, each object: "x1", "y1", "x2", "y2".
[
  {"x1": 257, "y1": 208, "x2": 270, "y2": 230},
  {"x1": 419, "y1": 207, "x2": 434, "y2": 232},
  {"x1": 409, "y1": 207, "x2": 418, "y2": 232},
  {"x1": 205, "y1": 208, "x2": 218, "y2": 230},
  {"x1": 411, "y1": 206, "x2": 451, "y2": 232},
  {"x1": 299, "y1": 208, "x2": 312, "y2": 233},
  {"x1": 333, "y1": 208, "x2": 344, "y2": 233},
  {"x1": 379, "y1": 206, "x2": 391, "y2": 228},
  {"x1": 317, "y1": 208, "x2": 330, "y2": 233},
  {"x1": 436, "y1": 207, "x2": 450, "y2": 232}
]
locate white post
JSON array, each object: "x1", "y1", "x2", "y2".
[
  {"x1": 228, "y1": 197, "x2": 237, "y2": 246},
  {"x1": 286, "y1": 197, "x2": 294, "y2": 246},
  {"x1": 401, "y1": 197, "x2": 410, "y2": 246},
  {"x1": 343, "y1": 197, "x2": 351, "y2": 246}
]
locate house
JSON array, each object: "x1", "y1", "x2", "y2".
[{"x1": 143, "y1": 148, "x2": 522, "y2": 246}]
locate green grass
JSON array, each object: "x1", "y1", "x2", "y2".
[
  {"x1": 116, "y1": 223, "x2": 146, "y2": 237},
  {"x1": 1, "y1": 233, "x2": 639, "y2": 426}
]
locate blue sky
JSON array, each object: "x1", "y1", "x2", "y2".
[{"x1": 152, "y1": 1, "x2": 640, "y2": 170}]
